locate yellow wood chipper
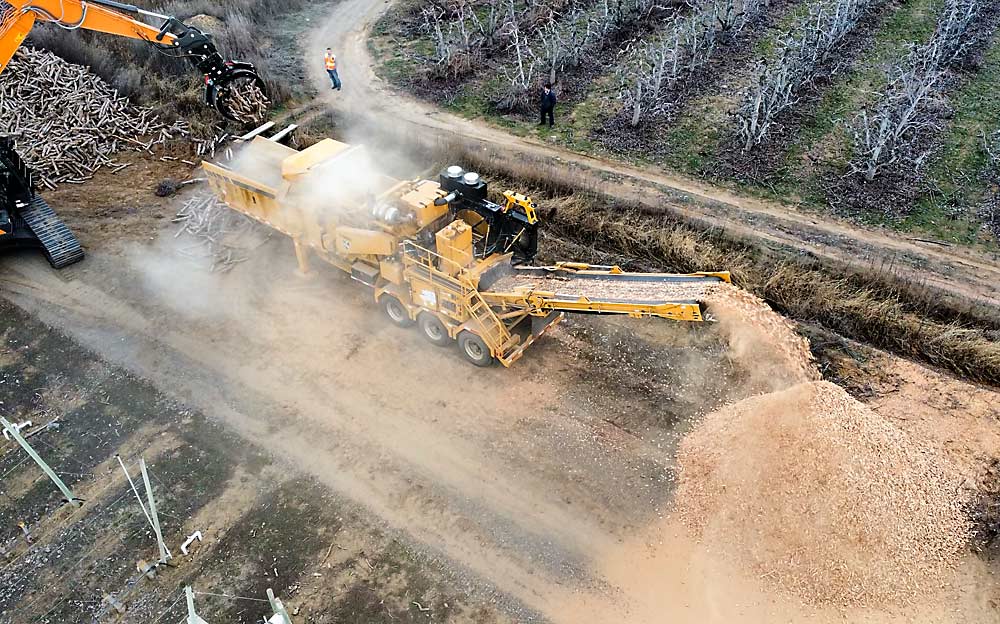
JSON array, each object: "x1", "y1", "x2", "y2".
[{"x1": 202, "y1": 137, "x2": 731, "y2": 367}]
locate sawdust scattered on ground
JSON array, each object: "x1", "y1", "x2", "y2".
[{"x1": 675, "y1": 380, "x2": 971, "y2": 607}]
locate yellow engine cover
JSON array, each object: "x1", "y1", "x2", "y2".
[
  {"x1": 435, "y1": 220, "x2": 473, "y2": 274},
  {"x1": 335, "y1": 226, "x2": 396, "y2": 257}
]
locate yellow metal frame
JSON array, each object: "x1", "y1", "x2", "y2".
[
  {"x1": 199, "y1": 134, "x2": 736, "y2": 368},
  {"x1": 547, "y1": 263, "x2": 732, "y2": 284},
  {"x1": 502, "y1": 190, "x2": 538, "y2": 225},
  {"x1": 483, "y1": 291, "x2": 707, "y2": 321}
]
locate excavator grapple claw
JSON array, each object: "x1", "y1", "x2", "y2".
[
  {"x1": 162, "y1": 19, "x2": 269, "y2": 124},
  {"x1": 206, "y1": 65, "x2": 269, "y2": 123}
]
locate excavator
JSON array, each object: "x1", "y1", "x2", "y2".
[
  {"x1": 0, "y1": 0, "x2": 269, "y2": 267},
  {"x1": 0, "y1": 0, "x2": 267, "y2": 121}
]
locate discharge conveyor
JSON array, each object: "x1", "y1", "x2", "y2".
[{"x1": 483, "y1": 264, "x2": 731, "y2": 322}]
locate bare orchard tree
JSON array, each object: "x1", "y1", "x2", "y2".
[
  {"x1": 932, "y1": 0, "x2": 985, "y2": 68},
  {"x1": 980, "y1": 130, "x2": 1000, "y2": 241},
  {"x1": 422, "y1": 6, "x2": 456, "y2": 68},
  {"x1": 848, "y1": 0, "x2": 989, "y2": 180},
  {"x1": 737, "y1": 55, "x2": 796, "y2": 147},
  {"x1": 496, "y1": 0, "x2": 539, "y2": 109},
  {"x1": 597, "y1": 0, "x2": 661, "y2": 38},
  {"x1": 850, "y1": 45, "x2": 943, "y2": 181},
  {"x1": 535, "y1": 7, "x2": 601, "y2": 84},
  {"x1": 468, "y1": 0, "x2": 504, "y2": 52},
  {"x1": 622, "y1": 0, "x2": 772, "y2": 126},
  {"x1": 736, "y1": 0, "x2": 883, "y2": 150},
  {"x1": 537, "y1": 10, "x2": 569, "y2": 84},
  {"x1": 421, "y1": 1, "x2": 485, "y2": 76}
]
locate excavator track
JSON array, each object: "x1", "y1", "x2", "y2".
[{"x1": 19, "y1": 196, "x2": 84, "y2": 268}]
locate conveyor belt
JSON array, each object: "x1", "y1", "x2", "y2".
[
  {"x1": 483, "y1": 266, "x2": 730, "y2": 321},
  {"x1": 488, "y1": 266, "x2": 727, "y2": 301}
]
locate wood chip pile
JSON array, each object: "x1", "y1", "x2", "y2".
[
  {"x1": 675, "y1": 381, "x2": 971, "y2": 607},
  {"x1": 0, "y1": 47, "x2": 189, "y2": 188}
]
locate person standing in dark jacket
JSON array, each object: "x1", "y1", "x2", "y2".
[{"x1": 539, "y1": 83, "x2": 556, "y2": 127}]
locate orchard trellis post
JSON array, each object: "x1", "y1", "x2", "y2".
[
  {"x1": 1, "y1": 416, "x2": 80, "y2": 506},
  {"x1": 117, "y1": 455, "x2": 172, "y2": 564}
]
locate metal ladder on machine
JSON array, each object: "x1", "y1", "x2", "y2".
[{"x1": 464, "y1": 288, "x2": 521, "y2": 364}]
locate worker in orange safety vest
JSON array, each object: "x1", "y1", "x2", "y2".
[{"x1": 325, "y1": 48, "x2": 342, "y2": 91}]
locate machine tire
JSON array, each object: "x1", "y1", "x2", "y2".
[
  {"x1": 418, "y1": 313, "x2": 452, "y2": 346},
  {"x1": 458, "y1": 331, "x2": 495, "y2": 367},
  {"x1": 381, "y1": 295, "x2": 414, "y2": 328}
]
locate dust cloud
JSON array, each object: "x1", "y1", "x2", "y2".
[{"x1": 124, "y1": 237, "x2": 244, "y2": 319}]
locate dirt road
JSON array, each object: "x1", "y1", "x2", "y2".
[
  {"x1": 0, "y1": 238, "x2": 715, "y2": 621},
  {"x1": 3, "y1": 219, "x2": 996, "y2": 621},
  {"x1": 305, "y1": 0, "x2": 1000, "y2": 308}
]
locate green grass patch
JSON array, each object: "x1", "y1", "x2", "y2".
[
  {"x1": 759, "y1": 0, "x2": 950, "y2": 216},
  {"x1": 443, "y1": 86, "x2": 494, "y2": 118},
  {"x1": 909, "y1": 32, "x2": 1000, "y2": 243},
  {"x1": 660, "y1": 116, "x2": 717, "y2": 172}
]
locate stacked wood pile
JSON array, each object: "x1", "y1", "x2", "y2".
[
  {"x1": 0, "y1": 47, "x2": 189, "y2": 188},
  {"x1": 675, "y1": 381, "x2": 971, "y2": 606}
]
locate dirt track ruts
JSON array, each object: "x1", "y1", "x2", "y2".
[{"x1": 304, "y1": 0, "x2": 1000, "y2": 309}]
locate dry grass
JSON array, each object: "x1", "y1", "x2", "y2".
[{"x1": 545, "y1": 196, "x2": 1000, "y2": 384}]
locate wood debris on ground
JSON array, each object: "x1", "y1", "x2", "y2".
[
  {"x1": 0, "y1": 47, "x2": 190, "y2": 188},
  {"x1": 173, "y1": 195, "x2": 267, "y2": 273},
  {"x1": 675, "y1": 380, "x2": 971, "y2": 607}
]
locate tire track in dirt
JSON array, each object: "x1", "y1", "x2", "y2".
[
  {"x1": 1, "y1": 247, "x2": 682, "y2": 622},
  {"x1": 303, "y1": 0, "x2": 1000, "y2": 309}
]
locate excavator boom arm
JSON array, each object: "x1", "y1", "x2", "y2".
[
  {"x1": 1, "y1": 0, "x2": 177, "y2": 73},
  {"x1": 0, "y1": 8, "x2": 35, "y2": 73},
  {"x1": 0, "y1": 0, "x2": 267, "y2": 122}
]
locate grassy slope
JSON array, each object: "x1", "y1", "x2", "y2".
[
  {"x1": 370, "y1": 0, "x2": 1000, "y2": 247},
  {"x1": 905, "y1": 34, "x2": 1000, "y2": 239}
]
